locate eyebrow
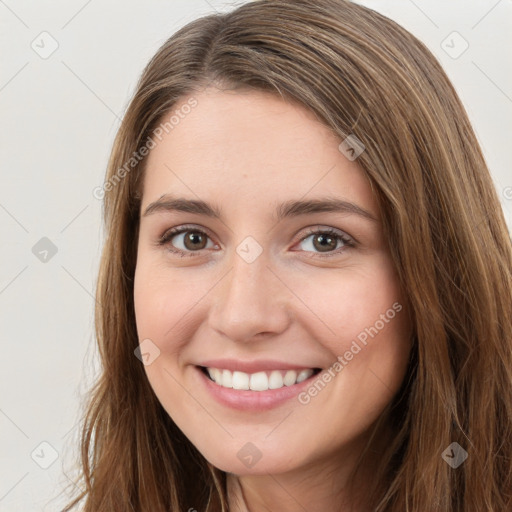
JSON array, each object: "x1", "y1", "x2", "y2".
[{"x1": 142, "y1": 194, "x2": 378, "y2": 223}]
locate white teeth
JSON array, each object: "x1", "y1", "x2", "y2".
[
  {"x1": 268, "y1": 370, "x2": 284, "y2": 389},
  {"x1": 204, "y1": 367, "x2": 315, "y2": 391},
  {"x1": 222, "y1": 369, "x2": 233, "y2": 388},
  {"x1": 232, "y1": 371, "x2": 250, "y2": 390},
  {"x1": 296, "y1": 369, "x2": 312, "y2": 383},
  {"x1": 283, "y1": 370, "x2": 297, "y2": 386},
  {"x1": 249, "y1": 371, "x2": 268, "y2": 391}
]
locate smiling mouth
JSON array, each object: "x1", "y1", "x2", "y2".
[{"x1": 199, "y1": 366, "x2": 322, "y2": 391}]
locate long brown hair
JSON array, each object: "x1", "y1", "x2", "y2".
[{"x1": 61, "y1": 0, "x2": 512, "y2": 510}]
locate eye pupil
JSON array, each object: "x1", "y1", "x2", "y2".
[
  {"x1": 314, "y1": 234, "x2": 337, "y2": 252},
  {"x1": 184, "y1": 232, "x2": 206, "y2": 250}
]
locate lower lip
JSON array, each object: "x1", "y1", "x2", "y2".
[{"x1": 195, "y1": 366, "x2": 320, "y2": 411}]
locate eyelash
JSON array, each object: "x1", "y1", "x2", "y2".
[{"x1": 157, "y1": 224, "x2": 355, "y2": 258}]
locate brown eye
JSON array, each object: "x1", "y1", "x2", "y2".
[
  {"x1": 158, "y1": 226, "x2": 215, "y2": 255},
  {"x1": 297, "y1": 228, "x2": 353, "y2": 255},
  {"x1": 312, "y1": 233, "x2": 338, "y2": 252},
  {"x1": 182, "y1": 231, "x2": 208, "y2": 250}
]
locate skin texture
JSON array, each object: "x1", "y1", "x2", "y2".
[{"x1": 133, "y1": 87, "x2": 413, "y2": 511}]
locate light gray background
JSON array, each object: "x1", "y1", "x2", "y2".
[{"x1": 1, "y1": 1, "x2": 510, "y2": 510}]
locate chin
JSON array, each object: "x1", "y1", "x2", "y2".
[{"x1": 201, "y1": 443, "x2": 301, "y2": 476}]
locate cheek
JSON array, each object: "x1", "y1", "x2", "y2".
[
  {"x1": 299, "y1": 259, "x2": 408, "y2": 350},
  {"x1": 298, "y1": 258, "x2": 412, "y2": 402},
  {"x1": 133, "y1": 262, "x2": 201, "y2": 412},
  {"x1": 133, "y1": 259, "x2": 199, "y2": 346}
]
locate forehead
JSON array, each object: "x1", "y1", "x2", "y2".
[{"x1": 141, "y1": 87, "x2": 376, "y2": 216}]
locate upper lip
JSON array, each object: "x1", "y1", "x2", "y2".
[{"x1": 198, "y1": 358, "x2": 321, "y2": 374}]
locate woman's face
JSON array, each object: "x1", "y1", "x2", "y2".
[{"x1": 134, "y1": 87, "x2": 412, "y2": 476}]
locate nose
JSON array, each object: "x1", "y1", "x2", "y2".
[{"x1": 207, "y1": 250, "x2": 291, "y2": 343}]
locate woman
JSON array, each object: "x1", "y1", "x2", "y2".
[{"x1": 62, "y1": 0, "x2": 512, "y2": 510}]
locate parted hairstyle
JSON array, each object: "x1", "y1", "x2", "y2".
[{"x1": 62, "y1": 0, "x2": 512, "y2": 510}]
